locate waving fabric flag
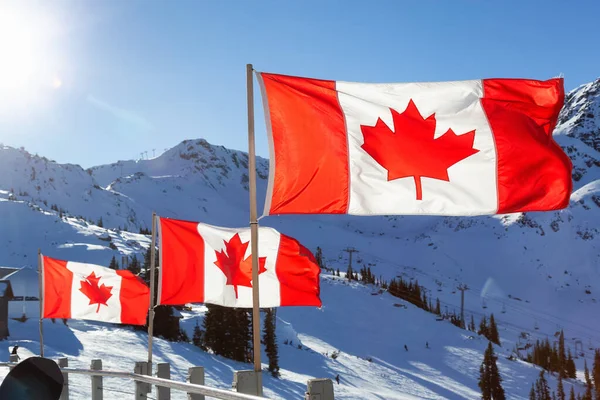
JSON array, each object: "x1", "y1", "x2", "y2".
[
  {"x1": 257, "y1": 72, "x2": 572, "y2": 216},
  {"x1": 158, "y1": 217, "x2": 321, "y2": 308},
  {"x1": 42, "y1": 255, "x2": 150, "y2": 325}
]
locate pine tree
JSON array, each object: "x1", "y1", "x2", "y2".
[
  {"x1": 128, "y1": 254, "x2": 141, "y2": 275},
  {"x1": 584, "y1": 360, "x2": 593, "y2": 400},
  {"x1": 143, "y1": 247, "x2": 151, "y2": 274},
  {"x1": 479, "y1": 364, "x2": 490, "y2": 400},
  {"x1": 336, "y1": 268, "x2": 340, "y2": 277},
  {"x1": 203, "y1": 304, "x2": 225, "y2": 356},
  {"x1": 557, "y1": 375, "x2": 565, "y2": 400},
  {"x1": 530, "y1": 385, "x2": 537, "y2": 400},
  {"x1": 192, "y1": 321, "x2": 205, "y2": 350},
  {"x1": 315, "y1": 247, "x2": 324, "y2": 269},
  {"x1": 346, "y1": 265, "x2": 354, "y2": 281},
  {"x1": 593, "y1": 349, "x2": 600, "y2": 400},
  {"x1": 558, "y1": 330, "x2": 567, "y2": 378},
  {"x1": 535, "y1": 371, "x2": 551, "y2": 400},
  {"x1": 489, "y1": 314, "x2": 500, "y2": 345},
  {"x1": 469, "y1": 315, "x2": 476, "y2": 332},
  {"x1": 479, "y1": 342, "x2": 505, "y2": 400},
  {"x1": 435, "y1": 298, "x2": 441, "y2": 315},
  {"x1": 97, "y1": 216, "x2": 103, "y2": 227},
  {"x1": 479, "y1": 316, "x2": 489, "y2": 338},
  {"x1": 566, "y1": 349, "x2": 577, "y2": 379},
  {"x1": 203, "y1": 304, "x2": 251, "y2": 362},
  {"x1": 263, "y1": 308, "x2": 280, "y2": 377},
  {"x1": 108, "y1": 255, "x2": 119, "y2": 270},
  {"x1": 569, "y1": 386, "x2": 575, "y2": 400}
]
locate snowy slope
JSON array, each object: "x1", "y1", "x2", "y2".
[
  {"x1": 0, "y1": 275, "x2": 586, "y2": 399},
  {"x1": 0, "y1": 78, "x2": 598, "y2": 398}
]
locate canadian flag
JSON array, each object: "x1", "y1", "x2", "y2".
[
  {"x1": 158, "y1": 217, "x2": 321, "y2": 308},
  {"x1": 42, "y1": 255, "x2": 150, "y2": 325},
  {"x1": 257, "y1": 72, "x2": 572, "y2": 216}
]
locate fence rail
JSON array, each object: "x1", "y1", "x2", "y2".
[{"x1": 0, "y1": 359, "x2": 335, "y2": 400}]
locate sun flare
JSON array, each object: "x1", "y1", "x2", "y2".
[{"x1": 0, "y1": 4, "x2": 63, "y2": 113}]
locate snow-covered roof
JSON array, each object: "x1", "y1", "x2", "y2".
[{"x1": 0, "y1": 267, "x2": 19, "y2": 279}]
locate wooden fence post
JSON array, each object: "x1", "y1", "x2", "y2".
[
  {"x1": 306, "y1": 378, "x2": 334, "y2": 400},
  {"x1": 157, "y1": 363, "x2": 170, "y2": 400},
  {"x1": 58, "y1": 357, "x2": 69, "y2": 400},
  {"x1": 91, "y1": 359, "x2": 103, "y2": 400},
  {"x1": 187, "y1": 367, "x2": 205, "y2": 400},
  {"x1": 232, "y1": 370, "x2": 259, "y2": 395},
  {"x1": 135, "y1": 361, "x2": 151, "y2": 399}
]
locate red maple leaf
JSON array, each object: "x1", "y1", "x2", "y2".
[
  {"x1": 360, "y1": 100, "x2": 479, "y2": 200},
  {"x1": 79, "y1": 272, "x2": 113, "y2": 312},
  {"x1": 214, "y1": 233, "x2": 266, "y2": 298}
]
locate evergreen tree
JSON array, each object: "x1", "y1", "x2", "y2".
[
  {"x1": 479, "y1": 342, "x2": 505, "y2": 400},
  {"x1": 231, "y1": 308, "x2": 252, "y2": 362},
  {"x1": 192, "y1": 321, "x2": 205, "y2": 350},
  {"x1": 557, "y1": 375, "x2": 565, "y2": 400},
  {"x1": 535, "y1": 371, "x2": 551, "y2": 400},
  {"x1": 336, "y1": 268, "x2": 340, "y2": 277},
  {"x1": 469, "y1": 315, "x2": 476, "y2": 332},
  {"x1": 569, "y1": 386, "x2": 575, "y2": 400},
  {"x1": 479, "y1": 364, "x2": 490, "y2": 400},
  {"x1": 530, "y1": 385, "x2": 536, "y2": 400},
  {"x1": 435, "y1": 298, "x2": 441, "y2": 315},
  {"x1": 315, "y1": 247, "x2": 324, "y2": 269},
  {"x1": 489, "y1": 314, "x2": 500, "y2": 345},
  {"x1": 143, "y1": 247, "x2": 151, "y2": 274},
  {"x1": 558, "y1": 330, "x2": 567, "y2": 378},
  {"x1": 128, "y1": 254, "x2": 141, "y2": 275},
  {"x1": 263, "y1": 308, "x2": 280, "y2": 377},
  {"x1": 479, "y1": 316, "x2": 489, "y2": 338},
  {"x1": 593, "y1": 349, "x2": 600, "y2": 400},
  {"x1": 566, "y1": 349, "x2": 577, "y2": 379},
  {"x1": 108, "y1": 255, "x2": 119, "y2": 270},
  {"x1": 584, "y1": 360, "x2": 592, "y2": 400},
  {"x1": 97, "y1": 216, "x2": 103, "y2": 227},
  {"x1": 203, "y1": 304, "x2": 252, "y2": 362},
  {"x1": 203, "y1": 304, "x2": 225, "y2": 356}
]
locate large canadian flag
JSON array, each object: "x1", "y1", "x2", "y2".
[
  {"x1": 158, "y1": 217, "x2": 321, "y2": 308},
  {"x1": 257, "y1": 72, "x2": 573, "y2": 216},
  {"x1": 42, "y1": 256, "x2": 150, "y2": 325}
]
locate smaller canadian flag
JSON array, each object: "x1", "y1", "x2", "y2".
[
  {"x1": 158, "y1": 217, "x2": 321, "y2": 308},
  {"x1": 42, "y1": 255, "x2": 150, "y2": 325}
]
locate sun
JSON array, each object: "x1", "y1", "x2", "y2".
[
  {"x1": 0, "y1": 14, "x2": 36, "y2": 95},
  {"x1": 0, "y1": 3, "x2": 63, "y2": 113}
]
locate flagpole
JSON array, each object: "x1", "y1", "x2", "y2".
[
  {"x1": 147, "y1": 212, "x2": 157, "y2": 371},
  {"x1": 247, "y1": 63, "x2": 263, "y2": 396},
  {"x1": 38, "y1": 249, "x2": 44, "y2": 357}
]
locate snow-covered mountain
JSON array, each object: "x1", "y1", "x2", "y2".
[{"x1": 0, "y1": 78, "x2": 599, "y2": 399}]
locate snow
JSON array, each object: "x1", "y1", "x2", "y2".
[
  {"x1": 0, "y1": 275, "x2": 586, "y2": 399},
  {"x1": 0, "y1": 78, "x2": 597, "y2": 398}
]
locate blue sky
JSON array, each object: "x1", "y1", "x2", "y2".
[{"x1": 0, "y1": 0, "x2": 598, "y2": 168}]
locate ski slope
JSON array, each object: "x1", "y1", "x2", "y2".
[{"x1": 0, "y1": 274, "x2": 585, "y2": 399}]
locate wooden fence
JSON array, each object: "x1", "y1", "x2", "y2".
[{"x1": 1, "y1": 355, "x2": 334, "y2": 400}]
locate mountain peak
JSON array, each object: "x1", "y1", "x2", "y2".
[{"x1": 556, "y1": 77, "x2": 600, "y2": 152}]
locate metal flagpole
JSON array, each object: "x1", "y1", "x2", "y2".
[
  {"x1": 38, "y1": 249, "x2": 44, "y2": 357},
  {"x1": 147, "y1": 212, "x2": 157, "y2": 371},
  {"x1": 246, "y1": 63, "x2": 263, "y2": 396}
]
